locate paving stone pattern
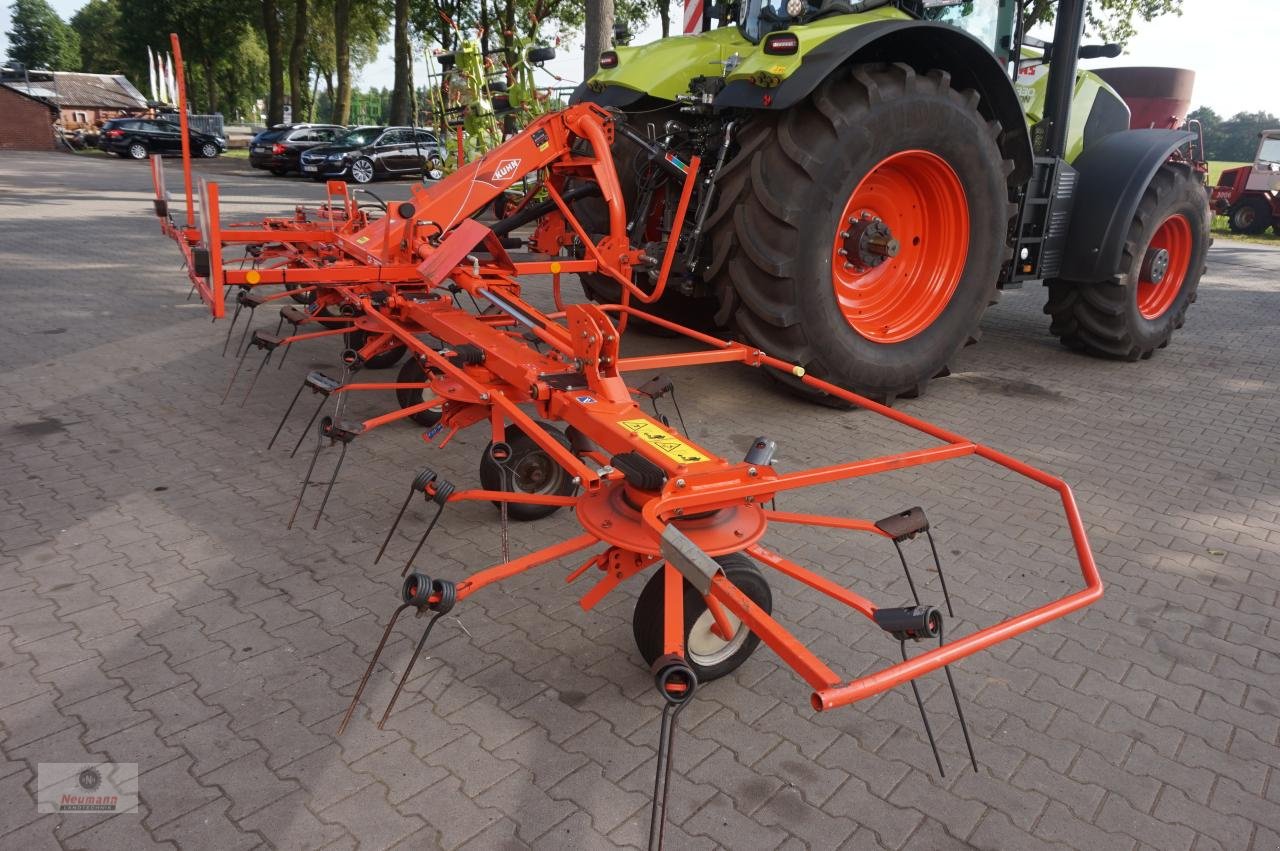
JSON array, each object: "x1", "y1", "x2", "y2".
[{"x1": 1, "y1": 154, "x2": 1278, "y2": 849}]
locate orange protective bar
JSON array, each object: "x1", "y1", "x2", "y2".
[{"x1": 169, "y1": 33, "x2": 195, "y2": 230}]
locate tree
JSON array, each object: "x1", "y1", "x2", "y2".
[
  {"x1": 1024, "y1": 0, "x2": 1181, "y2": 46},
  {"x1": 261, "y1": 0, "x2": 286, "y2": 122},
  {"x1": 288, "y1": 0, "x2": 309, "y2": 121},
  {"x1": 6, "y1": 0, "x2": 81, "y2": 69},
  {"x1": 583, "y1": 0, "x2": 613, "y2": 78},
  {"x1": 388, "y1": 0, "x2": 411, "y2": 123},
  {"x1": 71, "y1": 0, "x2": 125, "y2": 72}
]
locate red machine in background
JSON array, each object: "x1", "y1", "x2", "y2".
[
  {"x1": 150, "y1": 33, "x2": 1102, "y2": 849},
  {"x1": 1209, "y1": 129, "x2": 1280, "y2": 235}
]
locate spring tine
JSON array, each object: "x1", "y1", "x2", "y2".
[
  {"x1": 287, "y1": 423, "x2": 327, "y2": 530},
  {"x1": 220, "y1": 342, "x2": 253, "y2": 405},
  {"x1": 275, "y1": 311, "x2": 286, "y2": 336},
  {"x1": 376, "y1": 611, "x2": 445, "y2": 729},
  {"x1": 892, "y1": 540, "x2": 922, "y2": 607},
  {"x1": 291, "y1": 396, "x2": 329, "y2": 458},
  {"x1": 376, "y1": 487, "x2": 418, "y2": 564},
  {"x1": 186, "y1": 281, "x2": 196, "y2": 301},
  {"x1": 925, "y1": 530, "x2": 954, "y2": 618},
  {"x1": 277, "y1": 339, "x2": 292, "y2": 370},
  {"x1": 268, "y1": 379, "x2": 308, "y2": 450},
  {"x1": 312, "y1": 441, "x2": 349, "y2": 530},
  {"x1": 234, "y1": 306, "x2": 258, "y2": 357},
  {"x1": 648, "y1": 699, "x2": 690, "y2": 851},
  {"x1": 337, "y1": 602, "x2": 411, "y2": 736},
  {"x1": 221, "y1": 297, "x2": 244, "y2": 357},
  {"x1": 901, "y1": 640, "x2": 945, "y2": 777},
  {"x1": 499, "y1": 466, "x2": 511, "y2": 565},
  {"x1": 239, "y1": 346, "x2": 274, "y2": 407},
  {"x1": 401, "y1": 502, "x2": 446, "y2": 577},
  {"x1": 939, "y1": 623, "x2": 977, "y2": 772}
]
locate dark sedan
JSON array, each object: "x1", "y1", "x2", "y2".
[
  {"x1": 248, "y1": 123, "x2": 345, "y2": 175},
  {"x1": 98, "y1": 117, "x2": 226, "y2": 160},
  {"x1": 299, "y1": 126, "x2": 446, "y2": 184}
]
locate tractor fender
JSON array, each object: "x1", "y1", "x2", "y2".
[
  {"x1": 715, "y1": 21, "x2": 1033, "y2": 185},
  {"x1": 569, "y1": 81, "x2": 645, "y2": 109},
  {"x1": 1058, "y1": 128, "x2": 1195, "y2": 282}
]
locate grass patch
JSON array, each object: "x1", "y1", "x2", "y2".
[{"x1": 1207, "y1": 161, "x2": 1248, "y2": 186}]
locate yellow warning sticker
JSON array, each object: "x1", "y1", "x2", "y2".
[
  {"x1": 617, "y1": 418, "x2": 710, "y2": 465},
  {"x1": 355, "y1": 236, "x2": 369, "y2": 244}
]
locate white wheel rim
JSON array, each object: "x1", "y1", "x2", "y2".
[
  {"x1": 203, "y1": 144, "x2": 215, "y2": 157},
  {"x1": 353, "y1": 160, "x2": 373, "y2": 182},
  {"x1": 686, "y1": 606, "x2": 748, "y2": 667},
  {"x1": 130, "y1": 144, "x2": 145, "y2": 158}
]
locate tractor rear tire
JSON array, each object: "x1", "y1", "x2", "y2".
[
  {"x1": 1045, "y1": 164, "x2": 1209, "y2": 361},
  {"x1": 1227, "y1": 196, "x2": 1272, "y2": 235},
  {"x1": 703, "y1": 63, "x2": 1013, "y2": 404}
]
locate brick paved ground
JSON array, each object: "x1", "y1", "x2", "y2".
[{"x1": 1, "y1": 152, "x2": 1278, "y2": 850}]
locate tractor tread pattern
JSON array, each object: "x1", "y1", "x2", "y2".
[
  {"x1": 704, "y1": 62, "x2": 1016, "y2": 404},
  {"x1": 1045, "y1": 164, "x2": 1209, "y2": 361}
]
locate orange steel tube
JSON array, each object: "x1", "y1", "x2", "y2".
[
  {"x1": 169, "y1": 33, "x2": 195, "y2": 230},
  {"x1": 762, "y1": 510, "x2": 889, "y2": 537},
  {"x1": 455, "y1": 533, "x2": 599, "y2": 601},
  {"x1": 662, "y1": 563, "x2": 685, "y2": 657},
  {"x1": 746, "y1": 544, "x2": 876, "y2": 619}
]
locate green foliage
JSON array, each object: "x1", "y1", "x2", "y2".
[
  {"x1": 71, "y1": 0, "x2": 125, "y2": 72},
  {"x1": 6, "y1": 0, "x2": 81, "y2": 69},
  {"x1": 1191, "y1": 107, "x2": 1279, "y2": 163},
  {"x1": 1024, "y1": 0, "x2": 1181, "y2": 45}
]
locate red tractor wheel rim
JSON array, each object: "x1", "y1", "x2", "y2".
[
  {"x1": 1137, "y1": 214, "x2": 1192, "y2": 320},
  {"x1": 831, "y1": 150, "x2": 969, "y2": 344}
]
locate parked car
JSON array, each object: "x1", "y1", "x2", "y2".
[
  {"x1": 299, "y1": 126, "x2": 446, "y2": 184},
  {"x1": 97, "y1": 117, "x2": 226, "y2": 160},
  {"x1": 249, "y1": 123, "x2": 346, "y2": 175}
]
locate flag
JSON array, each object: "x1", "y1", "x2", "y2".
[
  {"x1": 166, "y1": 53, "x2": 177, "y2": 105},
  {"x1": 147, "y1": 46, "x2": 158, "y2": 102}
]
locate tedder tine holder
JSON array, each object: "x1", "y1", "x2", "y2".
[
  {"x1": 377, "y1": 574, "x2": 456, "y2": 728},
  {"x1": 283, "y1": 372, "x2": 344, "y2": 457},
  {"x1": 287, "y1": 416, "x2": 362, "y2": 530},
  {"x1": 240, "y1": 331, "x2": 286, "y2": 407},
  {"x1": 876, "y1": 507, "x2": 955, "y2": 617},
  {"x1": 874, "y1": 606, "x2": 978, "y2": 777}
]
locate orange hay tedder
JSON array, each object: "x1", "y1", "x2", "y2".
[{"x1": 151, "y1": 34, "x2": 1101, "y2": 847}]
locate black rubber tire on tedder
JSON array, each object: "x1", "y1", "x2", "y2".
[
  {"x1": 1046, "y1": 164, "x2": 1209, "y2": 361},
  {"x1": 631, "y1": 553, "x2": 771, "y2": 683},
  {"x1": 394, "y1": 357, "x2": 443, "y2": 428},
  {"x1": 478, "y1": 423, "x2": 577, "y2": 521},
  {"x1": 703, "y1": 62, "x2": 1013, "y2": 404}
]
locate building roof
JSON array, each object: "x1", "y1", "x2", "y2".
[
  {"x1": 1, "y1": 72, "x2": 147, "y2": 109},
  {"x1": 0, "y1": 80, "x2": 59, "y2": 116}
]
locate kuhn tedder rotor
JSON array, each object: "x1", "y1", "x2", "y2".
[{"x1": 151, "y1": 35, "x2": 1101, "y2": 847}]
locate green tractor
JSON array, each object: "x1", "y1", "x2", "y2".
[{"x1": 571, "y1": 0, "x2": 1210, "y2": 403}]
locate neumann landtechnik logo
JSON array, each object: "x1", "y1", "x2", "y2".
[{"x1": 37, "y1": 763, "x2": 139, "y2": 813}]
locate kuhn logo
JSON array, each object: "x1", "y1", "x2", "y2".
[{"x1": 490, "y1": 159, "x2": 521, "y2": 182}]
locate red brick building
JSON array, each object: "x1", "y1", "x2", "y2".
[{"x1": 0, "y1": 83, "x2": 59, "y2": 151}]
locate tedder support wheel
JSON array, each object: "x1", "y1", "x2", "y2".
[
  {"x1": 632, "y1": 553, "x2": 772, "y2": 683},
  {"x1": 344, "y1": 329, "x2": 407, "y2": 369},
  {"x1": 1046, "y1": 164, "x2": 1209, "y2": 361},
  {"x1": 704, "y1": 62, "x2": 1013, "y2": 404},
  {"x1": 1227, "y1": 196, "x2": 1272, "y2": 235},
  {"x1": 394, "y1": 357, "x2": 443, "y2": 428},
  {"x1": 479, "y1": 423, "x2": 577, "y2": 521}
]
